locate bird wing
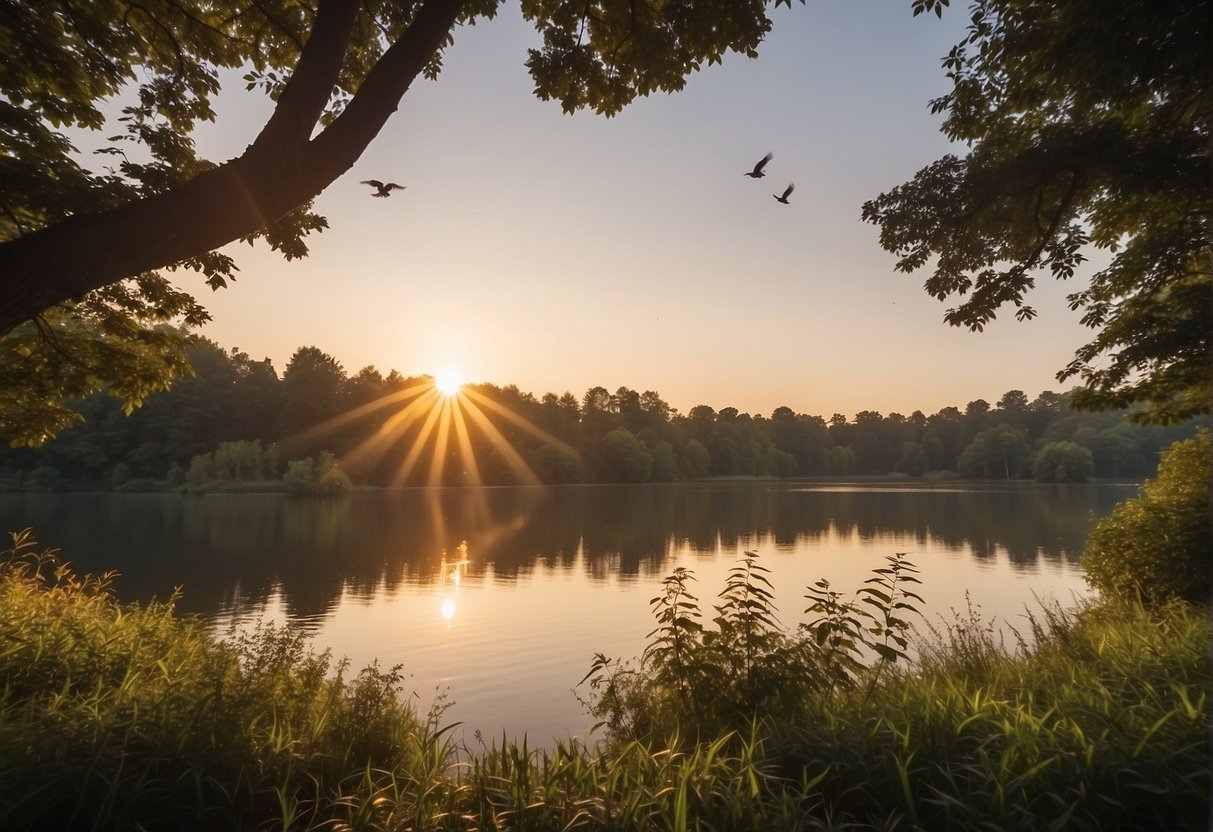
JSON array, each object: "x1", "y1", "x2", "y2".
[
  {"x1": 781, "y1": 183, "x2": 795, "y2": 199},
  {"x1": 361, "y1": 179, "x2": 385, "y2": 189},
  {"x1": 385, "y1": 183, "x2": 405, "y2": 191},
  {"x1": 754, "y1": 152, "x2": 773, "y2": 173}
]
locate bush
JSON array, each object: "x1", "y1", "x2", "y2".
[
  {"x1": 1081, "y1": 430, "x2": 1209, "y2": 605},
  {"x1": 283, "y1": 452, "x2": 352, "y2": 497}
]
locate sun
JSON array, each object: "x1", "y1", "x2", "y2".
[{"x1": 434, "y1": 367, "x2": 464, "y2": 397}]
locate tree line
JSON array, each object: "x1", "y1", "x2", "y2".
[{"x1": 0, "y1": 339, "x2": 1204, "y2": 491}]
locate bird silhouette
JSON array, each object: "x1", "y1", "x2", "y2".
[
  {"x1": 361, "y1": 179, "x2": 406, "y2": 197},
  {"x1": 744, "y1": 152, "x2": 773, "y2": 178},
  {"x1": 773, "y1": 183, "x2": 795, "y2": 204}
]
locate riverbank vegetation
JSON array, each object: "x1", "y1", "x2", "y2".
[
  {"x1": 1, "y1": 339, "x2": 1206, "y2": 492},
  {"x1": 1, "y1": 525, "x2": 1205, "y2": 830},
  {"x1": 1081, "y1": 430, "x2": 1210, "y2": 605}
]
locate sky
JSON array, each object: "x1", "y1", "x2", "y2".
[{"x1": 181, "y1": 1, "x2": 1095, "y2": 420}]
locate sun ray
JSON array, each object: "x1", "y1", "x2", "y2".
[
  {"x1": 462, "y1": 388, "x2": 580, "y2": 456},
  {"x1": 342, "y1": 388, "x2": 441, "y2": 471},
  {"x1": 391, "y1": 393, "x2": 448, "y2": 487},
  {"x1": 457, "y1": 394, "x2": 542, "y2": 486},
  {"x1": 277, "y1": 381, "x2": 431, "y2": 455},
  {"x1": 277, "y1": 374, "x2": 579, "y2": 490},
  {"x1": 450, "y1": 395, "x2": 484, "y2": 488},
  {"x1": 426, "y1": 396, "x2": 454, "y2": 488}
]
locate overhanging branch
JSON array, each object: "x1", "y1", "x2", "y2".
[{"x1": 0, "y1": 0, "x2": 464, "y2": 337}]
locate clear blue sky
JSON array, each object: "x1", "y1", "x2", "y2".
[{"x1": 188, "y1": 1, "x2": 1093, "y2": 419}]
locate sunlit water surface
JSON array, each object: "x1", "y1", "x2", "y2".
[{"x1": 0, "y1": 481, "x2": 1136, "y2": 745}]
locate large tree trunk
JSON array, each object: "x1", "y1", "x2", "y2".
[{"x1": 0, "y1": 0, "x2": 464, "y2": 336}]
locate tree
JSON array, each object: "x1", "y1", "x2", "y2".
[
  {"x1": 863, "y1": 0, "x2": 1211, "y2": 423},
  {"x1": 1, "y1": 0, "x2": 805, "y2": 443},
  {"x1": 957, "y1": 424, "x2": 1031, "y2": 479},
  {"x1": 681, "y1": 439, "x2": 711, "y2": 480},
  {"x1": 769, "y1": 407, "x2": 830, "y2": 474},
  {"x1": 640, "y1": 391, "x2": 673, "y2": 423},
  {"x1": 995, "y1": 389, "x2": 1029, "y2": 431},
  {"x1": 896, "y1": 435, "x2": 943, "y2": 477},
  {"x1": 229, "y1": 349, "x2": 284, "y2": 445},
  {"x1": 599, "y1": 428, "x2": 652, "y2": 483},
  {"x1": 650, "y1": 440, "x2": 679, "y2": 481},
  {"x1": 530, "y1": 443, "x2": 586, "y2": 483},
  {"x1": 278, "y1": 347, "x2": 347, "y2": 448},
  {"x1": 1031, "y1": 441, "x2": 1094, "y2": 483}
]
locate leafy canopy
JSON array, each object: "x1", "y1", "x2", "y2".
[
  {"x1": 863, "y1": 0, "x2": 1211, "y2": 423},
  {"x1": 0, "y1": 0, "x2": 802, "y2": 446}
]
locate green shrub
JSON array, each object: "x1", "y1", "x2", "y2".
[
  {"x1": 283, "y1": 452, "x2": 352, "y2": 497},
  {"x1": 1081, "y1": 430, "x2": 1210, "y2": 605},
  {"x1": 581, "y1": 552, "x2": 923, "y2": 743}
]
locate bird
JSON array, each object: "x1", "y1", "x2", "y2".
[
  {"x1": 744, "y1": 152, "x2": 773, "y2": 178},
  {"x1": 773, "y1": 183, "x2": 795, "y2": 204},
  {"x1": 361, "y1": 179, "x2": 406, "y2": 197}
]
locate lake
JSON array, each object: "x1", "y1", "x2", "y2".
[{"x1": 0, "y1": 481, "x2": 1136, "y2": 744}]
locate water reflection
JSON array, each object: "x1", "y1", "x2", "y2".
[
  {"x1": 437, "y1": 541, "x2": 471, "y2": 627},
  {"x1": 0, "y1": 482, "x2": 1132, "y2": 618},
  {"x1": 0, "y1": 482, "x2": 1138, "y2": 742}
]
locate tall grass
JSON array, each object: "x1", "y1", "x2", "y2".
[
  {"x1": 0, "y1": 530, "x2": 1206, "y2": 830},
  {"x1": 767, "y1": 597, "x2": 1209, "y2": 829},
  {"x1": 0, "y1": 529, "x2": 431, "y2": 830}
]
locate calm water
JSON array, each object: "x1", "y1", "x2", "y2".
[{"x1": 0, "y1": 481, "x2": 1136, "y2": 744}]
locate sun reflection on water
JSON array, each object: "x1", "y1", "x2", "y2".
[{"x1": 438, "y1": 541, "x2": 471, "y2": 628}]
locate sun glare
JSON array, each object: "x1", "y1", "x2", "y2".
[
  {"x1": 282, "y1": 368, "x2": 578, "y2": 490},
  {"x1": 434, "y1": 368, "x2": 464, "y2": 397}
]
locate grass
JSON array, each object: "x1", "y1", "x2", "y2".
[
  {"x1": 765, "y1": 597, "x2": 1208, "y2": 829},
  {"x1": 0, "y1": 529, "x2": 1206, "y2": 830}
]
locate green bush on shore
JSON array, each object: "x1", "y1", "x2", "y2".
[
  {"x1": 1081, "y1": 430, "x2": 1210, "y2": 605},
  {"x1": 283, "y1": 451, "x2": 352, "y2": 497},
  {"x1": 0, "y1": 531, "x2": 1206, "y2": 830}
]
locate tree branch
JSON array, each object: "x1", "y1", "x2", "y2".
[
  {"x1": 252, "y1": 0, "x2": 359, "y2": 154},
  {"x1": 307, "y1": 0, "x2": 462, "y2": 175},
  {"x1": 0, "y1": 0, "x2": 464, "y2": 337}
]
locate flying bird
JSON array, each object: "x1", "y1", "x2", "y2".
[
  {"x1": 361, "y1": 179, "x2": 406, "y2": 197},
  {"x1": 773, "y1": 183, "x2": 795, "y2": 204},
  {"x1": 744, "y1": 152, "x2": 773, "y2": 178}
]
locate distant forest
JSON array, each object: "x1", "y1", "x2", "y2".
[{"x1": 1, "y1": 339, "x2": 1206, "y2": 491}]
